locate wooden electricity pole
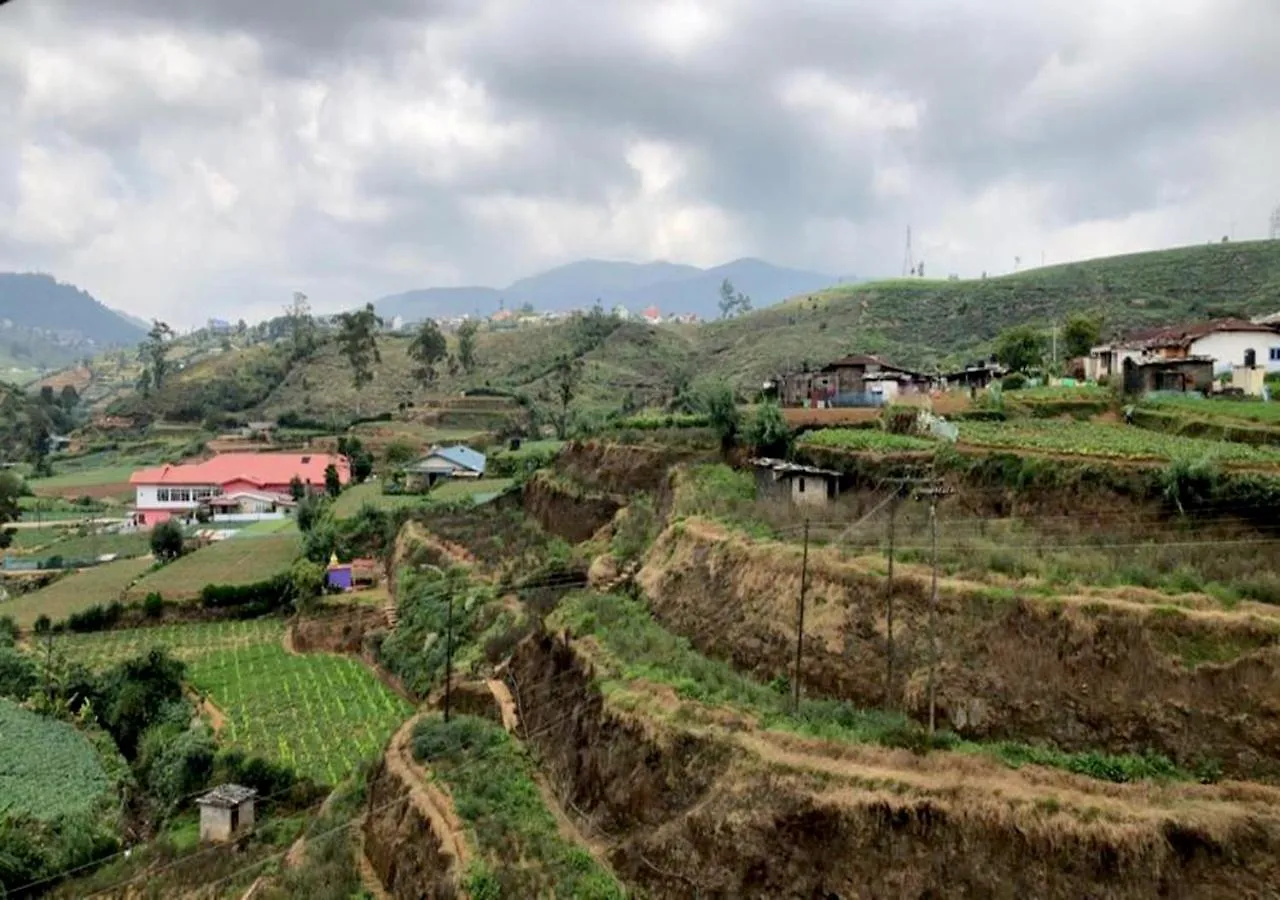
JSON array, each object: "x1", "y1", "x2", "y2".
[
  {"x1": 915, "y1": 480, "x2": 952, "y2": 737},
  {"x1": 792, "y1": 518, "x2": 810, "y2": 715}
]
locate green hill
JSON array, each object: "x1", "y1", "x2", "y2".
[
  {"x1": 697, "y1": 239, "x2": 1280, "y2": 382},
  {"x1": 63, "y1": 240, "x2": 1280, "y2": 423}
]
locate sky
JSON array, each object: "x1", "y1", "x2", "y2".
[{"x1": 1, "y1": 0, "x2": 1278, "y2": 326}]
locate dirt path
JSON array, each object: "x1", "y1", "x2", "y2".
[
  {"x1": 485, "y1": 678, "x2": 618, "y2": 874},
  {"x1": 386, "y1": 714, "x2": 473, "y2": 873},
  {"x1": 187, "y1": 688, "x2": 227, "y2": 733}
]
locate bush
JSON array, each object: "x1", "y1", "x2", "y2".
[
  {"x1": 65, "y1": 602, "x2": 125, "y2": 633},
  {"x1": 199, "y1": 574, "x2": 294, "y2": 613},
  {"x1": 143, "y1": 592, "x2": 165, "y2": 619},
  {"x1": 1001, "y1": 372, "x2": 1029, "y2": 391},
  {"x1": 384, "y1": 439, "x2": 419, "y2": 467},
  {"x1": 0, "y1": 615, "x2": 17, "y2": 646},
  {"x1": 150, "y1": 520, "x2": 185, "y2": 562},
  {"x1": 744, "y1": 401, "x2": 790, "y2": 456},
  {"x1": 290, "y1": 559, "x2": 328, "y2": 612},
  {"x1": 0, "y1": 646, "x2": 38, "y2": 701}
]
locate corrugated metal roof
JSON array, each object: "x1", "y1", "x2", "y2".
[{"x1": 422, "y1": 445, "x2": 487, "y2": 474}]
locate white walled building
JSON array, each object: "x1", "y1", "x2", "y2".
[{"x1": 1087, "y1": 319, "x2": 1280, "y2": 381}]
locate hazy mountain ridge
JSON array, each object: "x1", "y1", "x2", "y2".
[{"x1": 374, "y1": 257, "x2": 844, "y2": 321}]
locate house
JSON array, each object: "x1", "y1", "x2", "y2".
[
  {"x1": 406, "y1": 445, "x2": 487, "y2": 489},
  {"x1": 780, "y1": 355, "x2": 929, "y2": 407},
  {"x1": 207, "y1": 319, "x2": 233, "y2": 335},
  {"x1": 197, "y1": 784, "x2": 257, "y2": 843},
  {"x1": 939, "y1": 359, "x2": 1006, "y2": 392},
  {"x1": 1087, "y1": 319, "x2": 1280, "y2": 381},
  {"x1": 752, "y1": 458, "x2": 842, "y2": 507},
  {"x1": 1122, "y1": 358, "x2": 1214, "y2": 396},
  {"x1": 640, "y1": 305, "x2": 662, "y2": 324},
  {"x1": 129, "y1": 452, "x2": 349, "y2": 526}
]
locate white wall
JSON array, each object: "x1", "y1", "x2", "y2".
[{"x1": 1190, "y1": 332, "x2": 1280, "y2": 373}]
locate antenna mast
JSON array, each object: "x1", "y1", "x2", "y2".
[
  {"x1": 1270, "y1": 205, "x2": 1280, "y2": 241},
  {"x1": 901, "y1": 226, "x2": 914, "y2": 277}
]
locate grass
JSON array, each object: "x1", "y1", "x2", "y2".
[
  {"x1": 234, "y1": 518, "x2": 299, "y2": 537},
  {"x1": 797, "y1": 429, "x2": 937, "y2": 453},
  {"x1": 34, "y1": 530, "x2": 152, "y2": 561},
  {"x1": 191, "y1": 641, "x2": 411, "y2": 785},
  {"x1": 957, "y1": 419, "x2": 1280, "y2": 464},
  {"x1": 430, "y1": 477, "x2": 514, "y2": 502},
  {"x1": 0, "y1": 698, "x2": 111, "y2": 820},
  {"x1": 552, "y1": 591, "x2": 1194, "y2": 784},
  {"x1": 27, "y1": 465, "x2": 136, "y2": 491},
  {"x1": 3, "y1": 556, "x2": 155, "y2": 627},
  {"x1": 3, "y1": 525, "x2": 72, "y2": 551},
  {"x1": 129, "y1": 533, "x2": 300, "y2": 600},
  {"x1": 332, "y1": 482, "x2": 431, "y2": 517},
  {"x1": 411, "y1": 715, "x2": 624, "y2": 899}
]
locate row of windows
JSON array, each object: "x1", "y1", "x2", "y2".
[{"x1": 156, "y1": 487, "x2": 219, "y2": 503}]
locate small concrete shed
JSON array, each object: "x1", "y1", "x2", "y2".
[{"x1": 197, "y1": 783, "x2": 258, "y2": 842}]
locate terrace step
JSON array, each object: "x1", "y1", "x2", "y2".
[{"x1": 383, "y1": 604, "x2": 399, "y2": 629}]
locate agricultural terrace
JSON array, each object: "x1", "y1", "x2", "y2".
[
  {"x1": 0, "y1": 699, "x2": 112, "y2": 820},
  {"x1": 128, "y1": 532, "x2": 300, "y2": 600},
  {"x1": 333, "y1": 478, "x2": 514, "y2": 517},
  {"x1": 6, "y1": 529, "x2": 151, "y2": 561},
  {"x1": 797, "y1": 429, "x2": 936, "y2": 453},
  {"x1": 956, "y1": 419, "x2": 1280, "y2": 464},
  {"x1": 26, "y1": 465, "x2": 136, "y2": 494},
  {"x1": 48, "y1": 620, "x2": 411, "y2": 784},
  {"x1": 1142, "y1": 394, "x2": 1280, "y2": 425},
  {"x1": 4, "y1": 556, "x2": 154, "y2": 628}
]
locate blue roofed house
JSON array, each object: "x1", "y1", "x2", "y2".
[{"x1": 407, "y1": 445, "x2": 487, "y2": 489}]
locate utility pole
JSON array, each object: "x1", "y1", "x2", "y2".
[
  {"x1": 1051, "y1": 324, "x2": 1058, "y2": 372},
  {"x1": 884, "y1": 491, "x2": 897, "y2": 710},
  {"x1": 915, "y1": 480, "x2": 952, "y2": 737},
  {"x1": 444, "y1": 590, "x2": 455, "y2": 723},
  {"x1": 792, "y1": 518, "x2": 810, "y2": 715}
]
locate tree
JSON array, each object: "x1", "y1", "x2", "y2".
[
  {"x1": 548, "y1": 354, "x2": 583, "y2": 440},
  {"x1": 285, "y1": 292, "x2": 318, "y2": 362},
  {"x1": 138, "y1": 320, "x2": 174, "y2": 395},
  {"x1": 718, "y1": 279, "x2": 753, "y2": 319},
  {"x1": 59, "y1": 385, "x2": 79, "y2": 412},
  {"x1": 408, "y1": 319, "x2": 448, "y2": 386},
  {"x1": 149, "y1": 519, "x2": 185, "y2": 562},
  {"x1": 1062, "y1": 314, "x2": 1103, "y2": 360},
  {"x1": 324, "y1": 464, "x2": 342, "y2": 497},
  {"x1": 337, "y1": 436, "x2": 374, "y2": 484},
  {"x1": 456, "y1": 320, "x2": 479, "y2": 373},
  {"x1": 289, "y1": 559, "x2": 328, "y2": 614},
  {"x1": 699, "y1": 381, "x2": 740, "y2": 453},
  {"x1": 745, "y1": 400, "x2": 790, "y2": 457},
  {"x1": 335, "y1": 303, "x2": 383, "y2": 413},
  {"x1": 994, "y1": 325, "x2": 1048, "y2": 373},
  {"x1": 0, "y1": 472, "x2": 20, "y2": 551},
  {"x1": 296, "y1": 493, "x2": 327, "y2": 533},
  {"x1": 288, "y1": 475, "x2": 306, "y2": 501}
]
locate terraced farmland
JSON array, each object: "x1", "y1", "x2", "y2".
[
  {"x1": 49, "y1": 620, "x2": 410, "y2": 784},
  {"x1": 957, "y1": 419, "x2": 1280, "y2": 464},
  {"x1": 4, "y1": 555, "x2": 154, "y2": 628},
  {"x1": 797, "y1": 429, "x2": 937, "y2": 453},
  {"x1": 128, "y1": 533, "x2": 300, "y2": 600}
]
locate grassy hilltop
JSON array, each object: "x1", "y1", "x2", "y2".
[{"x1": 58, "y1": 239, "x2": 1280, "y2": 421}]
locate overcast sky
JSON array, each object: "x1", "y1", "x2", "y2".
[{"x1": 1, "y1": 0, "x2": 1277, "y2": 326}]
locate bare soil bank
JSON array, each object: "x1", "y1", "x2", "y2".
[
  {"x1": 508, "y1": 630, "x2": 1280, "y2": 899},
  {"x1": 638, "y1": 518, "x2": 1280, "y2": 780}
]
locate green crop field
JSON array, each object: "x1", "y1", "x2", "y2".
[
  {"x1": 1144, "y1": 394, "x2": 1280, "y2": 425},
  {"x1": 797, "y1": 429, "x2": 937, "y2": 453},
  {"x1": 49, "y1": 619, "x2": 284, "y2": 670},
  {"x1": 129, "y1": 533, "x2": 300, "y2": 599},
  {"x1": 27, "y1": 465, "x2": 137, "y2": 491},
  {"x1": 4, "y1": 556, "x2": 155, "y2": 628},
  {"x1": 332, "y1": 482, "x2": 431, "y2": 518},
  {"x1": 0, "y1": 699, "x2": 111, "y2": 820},
  {"x1": 430, "y1": 477, "x2": 514, "y2": 502},
  {"x1": 45, "y1": 620, "x2": 410, "y2": 784},
  {"x1": 957, "y1": 420, "x2": 1280, "y2": 464},
  {"x1": 192, "y1": 642, "x2": 412, "y2": 784}
]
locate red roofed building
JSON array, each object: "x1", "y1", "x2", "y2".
[{"x1": 129, "y1": 453, "x2": 349, "y2": 526}]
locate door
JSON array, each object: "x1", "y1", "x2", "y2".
[{"x1": 230, "y1": 805, "x2": 240, "y2": 832}]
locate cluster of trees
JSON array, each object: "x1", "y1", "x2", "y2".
[
  {"x1": 993, "y1": 313, "x2": 1103, "y2": 375},
  {"x1": 0, "y1": 382, "x2": 75, "y2": 475},
  {"x1": 407, "y1": 318, "x2": 479, "y2": 386}
]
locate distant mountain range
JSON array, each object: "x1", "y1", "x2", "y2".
[{"x1": 374, "y1": 258, "x2": 848, "y2": 322}]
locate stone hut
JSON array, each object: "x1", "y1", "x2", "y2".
[{"x1": 197, "y1": 783, "x2": 258, "y2": 843}]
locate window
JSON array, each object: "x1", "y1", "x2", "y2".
[
  {"x1": 1270, "y1": 348, "x2": 1280, "y2": 362},
  {"x1": 156, "y1": 488, "x2": 169, "y2": 503},
  {"x1": 798, "y1": 477, "x2": 806, "y2": 494}
]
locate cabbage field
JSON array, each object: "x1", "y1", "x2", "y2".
[
  {"x1": 797, "y1": 429, "x2": 937, "y2": 452},
  {"x1": 0, "y1": 699, "x2": 111, "y2": 820},
  {"x1": 957, "y1": 420, "x2": 1280, "y2": 464}
]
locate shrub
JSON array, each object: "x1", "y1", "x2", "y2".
[
  {"x1": 0, "y1": 615, "x2": 17, "y2": 646},
  {"x1": 384, "y1": 439, "x2": 419, "y2": 467},
  {"x1": 143, "y1": 592, "x2": 165, "y2": 619},
  {"x1": 745, "y1": 401, "x2": 791, "y2": 457},
  {"x1": 290, "y1": 559, "x2": 328, "y2": 613},
  {"x1": 65, "y1": 602, "x2": 125, "y2": 633},
  {"x1": 199, "y1": 574, "x2": 294, "y2": 613},
  {"x1": 1001, "y1": 372, "x2": 1028, "y2": 391},
  {"x1": 0, "y1": 646, "x2": 38, "y2": 700},
  {"x1": 150, "y1": 520, "x2": 185, "y2": 562}
]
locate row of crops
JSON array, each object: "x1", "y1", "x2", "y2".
[
  {"x1": 47, "y1": 620, "x2": 410, "y2": 785},
  {"x1": 797, "y1": 429, "x2": 936, "y2": 453},
  {"x1": 957, "y1": 420, "x2": 1280, "y2": 463}
]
